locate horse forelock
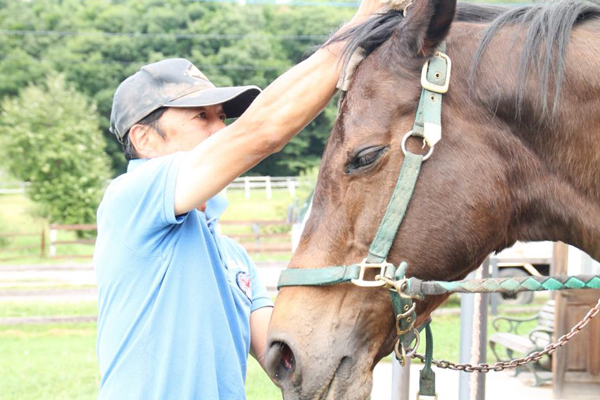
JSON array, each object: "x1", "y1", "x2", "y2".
[{"x1": 334, "y1": 0, "x2": 600, "y2": 124}]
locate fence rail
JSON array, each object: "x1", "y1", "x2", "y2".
[
  {"x1": 223, "y1": 176, "x2": 301, "y2": 199},
  {"x1": 45, "y1": 220, "x2": 293, "y2": 258},
  {"x1": 0, "y1": 181, "x2": 29, "y2": 195},
  {"x1": 0, "y1": 230, "x2": 45, "y2": 261},
  {"x1": 1, "y1": 177, "x2": 304, "y2": 199},
  {"x1": 49, "y1": 224, "x2": 96, "y2": 259},
  {"x1": 219, "y1": 220, "x2": 292, "y2": 254}
]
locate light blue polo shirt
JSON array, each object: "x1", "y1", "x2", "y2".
[{"x1": 93, "y1": 153, "x2": 273, "y2": 400}]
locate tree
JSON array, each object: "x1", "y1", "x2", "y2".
[
  {"x1": 0, "y1": 0, "x2": 356, "y2": 176},
  {"x1": 0, "y1": 74, "x2": 111, "y2": 225}
]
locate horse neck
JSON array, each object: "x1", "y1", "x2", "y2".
[
  {"x1": 448, "y1": 23, "x2": 600, "y2": 261},
  {"x1": 472, "y1": 25, "x2": 600, "y2": 261}
]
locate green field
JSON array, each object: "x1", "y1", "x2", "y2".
[
  {"x1": 0, "y1": 320, "x2": 281, "y2": 400},
  {"x1": 0, "y1": 189, "x2": 299, "y2": 264},
  {"x1": 0, "y1": 190, "x2": 541, "y2": 399},
  {"x1": 0, "y1": 300, "x2": 541, "y2": 400}
]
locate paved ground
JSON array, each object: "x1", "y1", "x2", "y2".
[
  {"x1": 0, "y1": 261, "x2": 287, "y2": 303},
  {"x1": 371, "y1": 361, "x2": 554, "y2": 400}
]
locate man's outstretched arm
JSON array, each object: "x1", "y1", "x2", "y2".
[
  {"x1": 249, "y1": 307, "x2": 274, "y2": 370},
  {"x1": 174, "y1": 0, "x2": 384, "y2": 215}
]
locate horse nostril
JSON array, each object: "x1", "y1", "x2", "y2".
[
  {"x1": 267, "y1": 340, "x2": 297, "y2": 383},
  {"x1": 279, "y1": 342, "x2": 295, "y2": 372}
]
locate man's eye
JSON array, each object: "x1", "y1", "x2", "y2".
[
  {"x1": 197, "y1": 112, "x2": 207, "y2": 119},
  {"x1": 345, "y1": 146, "x2": 387, "y2": 174}
]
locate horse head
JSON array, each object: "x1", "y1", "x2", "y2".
[{"x1": 266, "y1": 0, "x2": 600, "y2": 398}]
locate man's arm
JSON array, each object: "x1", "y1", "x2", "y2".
[
  {"x1": 174, "y1": 0, "x2": 383, "y2": 215},
  {"x1": 249, "y1": 306, "x2": 274, "y2": 370}
]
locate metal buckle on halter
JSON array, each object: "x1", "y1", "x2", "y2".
[
  {"x1": 420, "y1": 51, "x2": 452, "y2": 94},
  {"x1": 396, "y1": 305, "x2": 417, "y2": 335},
  {"x1": 351, "y1": 258, "x2": 394, "y2": 287}
]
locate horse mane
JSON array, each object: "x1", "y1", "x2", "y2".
[{"x1": 333, "y1": 0, "x2": 600, "y2": 118}]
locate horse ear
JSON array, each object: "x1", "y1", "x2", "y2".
[{"x1": 394, "y1": 0, "x2": 457, "y2": 61}]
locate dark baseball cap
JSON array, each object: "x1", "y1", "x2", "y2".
[{"x1": 110, "y1": 58, "x2": 261, "y2": 141}]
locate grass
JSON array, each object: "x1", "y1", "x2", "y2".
[
  {"x1": 246, "y1": 358, "x2": 283, "y2": 400},
  {"x1": 0, "y1": 302, "x2": 98, "y2": 319},
  {"x1": 221, "y1": 189, "x2": 293, "y2": 222},
  {"x1": 0, "y1": 299, "x2": 543, "y2": 400},
  {"x1": 0, "y1": 189, "x2": 544, "y2": 398},
  {"x1": 0, "y1": 189, "x2": 298, "y2": 264},
  {"x1": 0, "y1": 318, "x2": 281, "y2": 400},
  {"x1": 0, "y1": 322, "x2": 100, "y2": 400}
]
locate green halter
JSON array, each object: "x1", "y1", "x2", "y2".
[{"x1": 278, "y1": 45, "x2": 451, "y2": 399}]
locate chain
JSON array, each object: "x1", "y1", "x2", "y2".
[{"x1": 411, "y1": 298, "x2": 600, "y2": 373}]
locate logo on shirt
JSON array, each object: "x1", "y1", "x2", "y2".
[{"x1": 236, "y1": 271, "x2": 252, "y2": 301}]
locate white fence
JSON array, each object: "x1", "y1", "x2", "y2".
[
  {"x1": 0, "y1": 181, "x2": 28, "y2": 194},
  {"x1": 223, "y1": 176, "x2": 300, "y2": 199},
  {"x1": 0, "y1": 177, "x2": 302, "y2": 199}
]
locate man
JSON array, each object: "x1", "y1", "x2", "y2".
[{"x1": 94, "y1": 0, "x2": 382, "y2": 398}]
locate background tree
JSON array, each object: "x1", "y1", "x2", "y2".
[
  {"x1": 0, "y1": 74, "x2": 111, "y2": 225},
  {"x1": 0, "y1": 0, "x2": 354, "y2": 176}
]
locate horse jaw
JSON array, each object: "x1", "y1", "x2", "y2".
[{"x1": 268, "y1": 284, "x2": 395, "y2": 400}]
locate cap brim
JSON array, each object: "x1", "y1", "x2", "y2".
[{"x1": 164, "y1": 85, "x2": 261, "y2": 119}]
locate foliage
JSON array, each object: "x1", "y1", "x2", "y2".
[
  {"x1": 0, "y1": 74, "x2": 111, "y2": 225},
  {"x1": 0, "y1": 0, "x2": 354, "y2": 176}
]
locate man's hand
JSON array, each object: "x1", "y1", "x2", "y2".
[
  {"x1": 352, "y1": 0, "x2": 386, "y2": 24},
  {"x1": 174, "y1": 0, "x2": 385, "y2": 214}
]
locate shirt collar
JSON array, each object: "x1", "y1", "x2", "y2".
[
  {"x1": 127, "y1": 158, "x2": 147, "y2": 173},
  {"x1": 126, "y1": 158, "x2": 229, "y2": 223}
]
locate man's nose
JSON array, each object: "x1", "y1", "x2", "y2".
[{"x1": 210, "y1": 119, "x2": 227, "y2": 135}]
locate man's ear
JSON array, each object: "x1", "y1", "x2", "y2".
[
  {"x1": 129, "y1": 124, "x2": 155, "y2": 159},
  {"x1": 392, "y1": 0, "x2": 457, "y2": 62}
]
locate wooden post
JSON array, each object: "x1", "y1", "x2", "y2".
[
  {"x1": 553, "y1": 243, "x2": 600, "y2": 399},
  {"x1": 244, "y1": 177, "x2": 250, "y2": 199},
  {"x1": 252, "y1": 223, "x2": 260, "y2": 254},
  {"x1": 40, "y1": 228, "x2": 46, "y2": 258}
]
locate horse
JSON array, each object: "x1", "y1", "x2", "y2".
[{"x1": 264, "y1": 0, "x2": 600, "y2": 398}]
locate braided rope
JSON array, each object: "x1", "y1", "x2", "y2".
[{"x1": 406, "y1": 275, "x2": 600, "y2": 297}]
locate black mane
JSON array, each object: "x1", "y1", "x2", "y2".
[{"x1": 333, "y1": 0, "x2": 600, "y2": 117}]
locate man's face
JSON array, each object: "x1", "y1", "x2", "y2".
[{"x1": 151, "y1": 104, "x2": 227, "y2": 157}]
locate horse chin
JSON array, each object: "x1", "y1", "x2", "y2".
[{"x1": 282, "y1": 357, "x2": 374, "y2": 400}]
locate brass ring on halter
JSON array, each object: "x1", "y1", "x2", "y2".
[
  {"x1": 402, "y1": 130, "x2": 434, "y2": 161},
  {"x1": 394, "y1": 340, "x2": 408, "y2": 366},
  {"x1": 404, "y1": 329, "x2": 421, "y2": 357}
]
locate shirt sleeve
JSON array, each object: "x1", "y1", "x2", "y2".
[
  {"x1": 247, "y1": 257, "x2": 274, "y2": 312},
  {"x1": 98, "y1": 153, "x2": 186, "y2": 256}
]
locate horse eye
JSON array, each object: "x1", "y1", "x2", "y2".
[{"x1": 345, "y1": 146, "x2": 387, "y2": 174}]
